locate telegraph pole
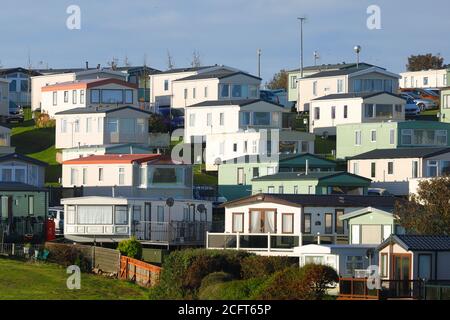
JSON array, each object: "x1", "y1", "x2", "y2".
[
  {"x1": 257, "y1": 49, "x2": 262, "y2": 78},
  {"x1": 297, "y1": 17, "x2": 306, "y2": 78}
]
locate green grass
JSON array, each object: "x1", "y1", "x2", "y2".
[
  {"x1": 193, "y1": 164, "x2": 218, "y2": 186},
  {"x1": 10, "y1": 120, "x2": 60, "y2": 185},
  {"x1": 0, "y1": 258, "x2": 150, "y2": 300}
]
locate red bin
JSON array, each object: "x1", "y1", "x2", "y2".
[{"x1": 46, "y1": 219, "x2": 56, "y2": 241}]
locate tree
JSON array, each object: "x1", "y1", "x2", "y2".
[
  {"x1": 395, "y1": 176, "x2": 450, "y2": 235},
  {"x1": 406, "y1": 54, "x2": 445, "y2": 71},
  {"x1": 266, "y1": 69, "x2": 288, "y2": 91},
  {"x1": 191, "y1": 50, "x2": 202, "y2": 68}
]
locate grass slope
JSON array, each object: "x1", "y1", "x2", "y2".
[
  {"x1": 10, "y1": 120, "x2": 60, "y2": 185},
  {"x1": 0, "y1": 258, "x2": 149, "y2": 300}
]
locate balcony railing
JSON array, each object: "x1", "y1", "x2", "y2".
[
  {"x1": 132, "y1": 221, "x2": 211, "y2": 245},
  {"x1": 338, "y1": 278, "x2": 426, "y2": 300},
  {"x1": 207, "y1": 232, "x2": 300, "y2": 252}
]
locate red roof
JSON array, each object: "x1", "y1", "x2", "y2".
[
  {"x1": 63, "y1": 154, "x2": 161, "y2": 165},
  {"x1": 42, "y1": 78, "x2": 138, "y2": 92}
]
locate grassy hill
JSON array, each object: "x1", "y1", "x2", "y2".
[
  {"x1": 10, "y1": 120, "x2": 60, "y2": 185},
  {"x1": 0, "y1": 258, "x2": 149, "y2": 300}
]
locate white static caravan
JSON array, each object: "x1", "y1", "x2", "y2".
[
  {"x1": 61, "y1": 196, "x2": 212, "y2": 246},
  {"x1": 295, "y1": 244, "x2": 378, "y2": 277}
]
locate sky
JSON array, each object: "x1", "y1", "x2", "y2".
[{"x1": 1, "y1": 0, "x2": 449, "y2": 82}]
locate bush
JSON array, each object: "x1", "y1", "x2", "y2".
[
  {"x1": 241, "y1": 255, "x2": 295, "y2": 279},
  {"x1": 149, "y1": 114, "x2": 168, "y2": 133},
  {"x1": 45, "y1": 244, "x2": 91, "y2": 272},
  {"x1": 298, "y1": 264, "x2": 339, "y2": 300},
  {"x1": 199, "y1": 272, "x2": 234, "y2": 291},
  {"x1": 254, "y1": 264, "x2": 338, "y2": 300},
  {"x1": 117, "y1": 237, "x2": 142, "y2": 259},
  {"x1": 149, "y1": 249, "x2": 252, "y2": 300},
  {"x1": 199, "y1": 277, "x2": 267, "y2": 300},
  {"x1": 35, "y1": 113, "x2": 55, "y2": 128}
]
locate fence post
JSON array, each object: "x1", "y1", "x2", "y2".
[
  {"x1": 267, "y1": 232, "x2": 271, "y2": 252},
  {"x1": 12, "y1": 243, "x2": 15, "y2": 256},
  {"x1": 236, "y1": 232, "x2": 240, "y2": 250}
]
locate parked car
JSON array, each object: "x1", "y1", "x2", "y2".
[
  {"x1": 260, "y1": 90, "x2": 280, "y2": 104},
  {"x1": 404, "y1": 98, "x2": 421, "y2": 116},
  {"x1": 368, "y1": 188, "x2": 393, "y2": 196},
  {"x1": 157, "y1": 107, "x2": 185, "y2": 128},
  {"x1": 401, "y1": 88, "x2": 440, "y2": 108},
  {"x1": 48, "y1": 206, "x2": 64, "y2": 235},
  {"x1": 400, "y1": 93, "x2": 436, "y2": 111}
]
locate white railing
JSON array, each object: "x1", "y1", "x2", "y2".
[
  {"x1": 133, "y1": 221, "x2": 211, "y2": 245},
  {"x1": 206, "y1": 232, "x2": 300, "y2": 252}
]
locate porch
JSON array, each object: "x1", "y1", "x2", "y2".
[{"x1": 206, "y1": 232, "x2": 348, "y2": 254}]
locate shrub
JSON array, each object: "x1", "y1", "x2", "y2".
[
  {"x1": 253, "y1": 266, "x2": 309, "y2": 300},
  {"x1": 254, "y1": 264, "x2": 339, "y2": 300},
  {"x1": 149, "y1": 249, "x2": 252, "y2": 300},
  {"x1": 117, "y1": 237, "x2": 142, "y2": 259},
  {"x1": 199, "y1": 277, "x2": 267, "y2": 300},
  {"x1": 35, "y1": 113, "x2": 55, "y2": 128},
  {"x1": 298, "y1": 264, "x2": 339, "y2": 300},
  {"x1": 45, "y1": 244, "x2": 91, "y2": 272},
  {"x1": 199, "y1": 272, "x2": 234, "y2": 290},
  {"x1": 241, "y1": 255, "x2": 295, "y2": 279},
  {"x1": 149, "y1": 114, "x2": 168, "y2": 133}
]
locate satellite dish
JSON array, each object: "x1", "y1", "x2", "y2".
[
  {"x1": 214, "y1": 157, "x2": 222, "y2": 166},
  {"x1": 197, "y1": 204, "x2": 206, "y2": 213},
  {"x1": 354, "y1": 45, "x2": 362, "y2": 54},
  {"x1": 166, "y1": 197, "x2": 174, "y2": 207}
]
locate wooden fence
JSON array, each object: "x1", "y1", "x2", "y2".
[
  {"x1": 44, "y1": 242, "x2": 120, "y2": 275},
  {"x1": 120, "y1": 256, "x2": 162, "y2": 287}
]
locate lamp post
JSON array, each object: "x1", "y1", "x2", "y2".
[
  {"x1": 297, "y1": 17, "x2": 307, "y2": 78},
  {"x1": 257, "y1": 49, "x2": 262, "y2": 78}
]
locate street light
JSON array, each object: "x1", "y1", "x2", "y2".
[{"x1": 297, "y1": 17, "x2": 307, "y2": 78}]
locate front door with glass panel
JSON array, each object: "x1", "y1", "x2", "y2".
[{"x1": 393, "y1": 254, "x2": 411, "y2": 296}]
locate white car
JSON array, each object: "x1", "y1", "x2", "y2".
[
  {"x1": 48, "y1": 207, "x2": 64, "y2": 235},
  {"x1": 404, "y1": 98, "x2": 420, "y2": 116}
]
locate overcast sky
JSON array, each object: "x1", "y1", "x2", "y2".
[{"x1": 1, "y1": 0, "x2": 449, "y2": 82}]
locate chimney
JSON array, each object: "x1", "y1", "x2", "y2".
[
  {"x1": 85, "y1": 61, "x2": 89, "y2": 70},
  {"x1": 97, "y1": 64, "x2": 101, "y2": 70}
]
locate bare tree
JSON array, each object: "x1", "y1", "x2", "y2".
[
  {"x1": 167, "y1": 50, "x2": 175, "y2": 70},
  {"x1": 191, "y1": 50, "x2": 201, "y2": 68}
]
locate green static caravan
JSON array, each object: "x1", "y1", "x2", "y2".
[
  {"x1": 336, "y1": 120, "x2": 450, "y2": 159},
  {"x1": 0, "y1": 183, "x2": 49, "y2": 243},
  {"x1": 218, "y1": 153, "x2": 338, "y2": 201},
  {"x1": 251, "y1": 171, "x2": 371, "y2": 196}
]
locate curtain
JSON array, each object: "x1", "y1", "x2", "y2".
[
  {"x1": 265, "y1": 211, "x2": 275, "y2": 233},
  {"x1": 77, "y1": 205, "x2": 113, "y2": 224},
  {"x1": 250, "y1": 211, "x2": 261, "y2": 233}
]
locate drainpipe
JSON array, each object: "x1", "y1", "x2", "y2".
[
  {"x1": 317, "y1": 232, "x2": 321, "y2": 244},
  {"x1": 305, "y1": 159, "x2": 309, "y2": 175}
]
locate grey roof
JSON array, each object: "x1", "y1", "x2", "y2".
[
  {"x1": 156, "y1": 65, "x2": 215, "y2": 74},
  {"x1": 288, "y1": 62, "x2": 375, "y2": 73},
  {"x1": 55, "y1": 105, "x2": 151, "y2": 116},
  {"x1": 312, "y1": 92, "x2": 405, "y2": 101},
  {"x1": 223, "y1": 193, "x2": 401, "y2": 208},
  {"x1": 381, "y1": 235, "x2": 450, "y2": 251},
  {"x1": 187, "y1": 99, "x2": 283, "y2": 108},
  {"x1": 175, "y1": 68, "x2": 261, "y2": 81},
  {"x1": 0, "y1": 182, "x2": 47, "y2": 192},
  {"x1": 251, "y1": 171, "x2": 371, "y2": 182},
  {"x1": 221, "y1": 153, "x2": 337, "y2": 166},
  {"x1": 0, "y1": 153, "x2": 48, "y2": 167},
  {"x1": 0, "y1": 67, "x2": 42, "y2": 76},
  {"x1": 349, "y1": 147, "x2": 450, "y2": 160}
]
